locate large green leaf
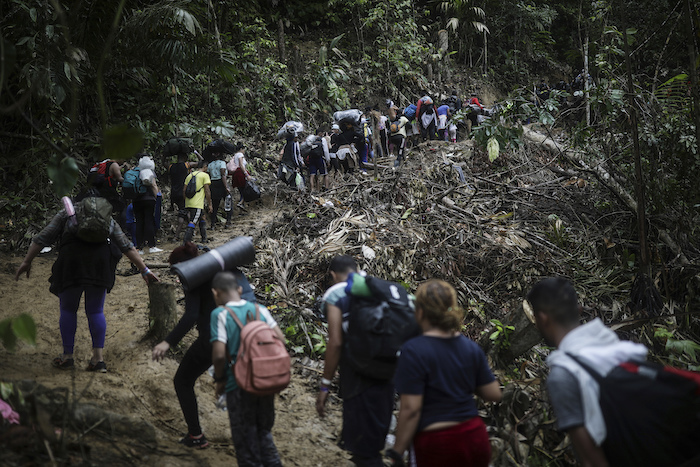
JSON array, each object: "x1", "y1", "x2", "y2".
[
  {"x1": 103, "y1": 124, "x2": 144, "y2": 161},
  {"x1": 47, "y1": 155, "x2": 79, "y2": 197},
  {"x1": 11, "y1": 314, "x2": 36, "y2": 347},
  {"x1": 0, "y1": 318, "x2": 17, "y2": 352},
  {"x1": 0, "y1": 382, "x2": 13, "y2": 400}
]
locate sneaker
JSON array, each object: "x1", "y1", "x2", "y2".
[
  {"x1": 180, "y1": 433, "x2": 209, "y2": 449},
  {"x1": 52, "y1": 357, "x2": 74, "y2": 370},
  {"x1": 149, "y1": 247, "x2": 163, "y2": 253},
  {"x1": 86, "y1": 361, "x2": 107, "y2": 373}
]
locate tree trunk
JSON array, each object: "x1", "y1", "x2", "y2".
[
  {"x1": 147, "y1": 282, "x2": 178, "y2": 341},
  {"x1": 686, "y1": 0, "x2": 700, "y2": 145},
  {"x1": 584, "y1": 34, "x2": 590, "y2": 126},
  {"x1": 622, "y1": 24, "x2": 650, "y2": 274},
  {"x1": 483, "y1": 30, "x2": 488, "y2": 75},
  {"x1": 277, "y1": 18, "x2": 286, "y2": 64}
]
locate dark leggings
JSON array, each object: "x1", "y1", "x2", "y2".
[
  {"x1": 174, "y1": 337, "x2": 212, "y2": 437},
  {"x1": 210, "y1": 179, "x2": 226, "y2": 226},
  {"x1": 133, "y1": 198, "x2": 156, "y2": 248},
  {"x1": 389, "y1": 134, "x2": 406, "y2": 164}
]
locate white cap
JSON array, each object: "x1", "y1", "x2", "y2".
[{"x1": 332, "y1": 124, "x2": 340, "y2": 130}]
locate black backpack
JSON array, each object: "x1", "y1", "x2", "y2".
[
  {"x1": 567, "y1": 353, "x2": 700, "y2": 467},
  {"x1": 344, "y1": 275, "x2": 422, "y2": 380},
  {"x1": 163, "y1": 138, "x2": 194, "y2": 157},
  {"x1": 185, "y1": 172, "x2": 201, "y2": 199}
]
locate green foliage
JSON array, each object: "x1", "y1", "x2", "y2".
[
  {"x1": 47, "y1": 155, "x2": 79, "y2": 197},
  {"x1": 655, "y1": 327, "x2": 700, "y2": 367},
  {"x1": 0, "y1": 314, "x2": 37, "y2": 352},
  {"x1": 103, "y1": 124, "x2": 145, "y2": 161},
  {"x1": 484, "y1": 318, "x2": 515, "y2": 350}
]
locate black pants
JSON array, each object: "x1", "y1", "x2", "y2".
[
  {"x1": 379, "y1": 129, "x2": 389, "y2": 158},
  {"x1": 342, "y1": 381, "x2": 394, "y2": 467},
  {"x1": 133, "y1": 198, "x2": 156, "y2": 248},
  {"x1": 420, "y1": 121, "x2": 436, "y2": 141},
  {"x1": 174, "y1": 337, "x2": 212, "y2": 436},
  {"x1": 389, "y1": 134, "x2": 406, "y2": 165},
  {"x1": 227, "y1": 387, "x2": 282, "y2": 467},
  {"x1": 210, "y1": 179, "x2": 227, "y2": 227},
  {"x1": 171, "y1": 194, "x2": 187, "y2": 220}
]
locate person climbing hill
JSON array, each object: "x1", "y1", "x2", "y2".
[{"x1": 15, "y1": 191, "x2": 158, "y2": 373}]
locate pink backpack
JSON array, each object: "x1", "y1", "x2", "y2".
[{"x1": 226, "y1": 305, "x2": 291, "y2": 396}]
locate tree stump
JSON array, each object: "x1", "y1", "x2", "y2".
[
  {"x1": 496, "y1": 302, "x2": 543, "y2": 363},
  {"x1": 147, "y1": 282, "x2": 178, "y2": 341}
]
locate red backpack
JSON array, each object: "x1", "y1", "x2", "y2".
[
  {"x1": 226, "y1": 305, "x2": 291, "y2": 396},
  {"x1": 88, "y1": 159, "x2": 115, "y2": 187}
]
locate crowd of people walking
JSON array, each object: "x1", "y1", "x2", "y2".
[{"x1": 11, "y1": 87, "x2": 700, "y2": 466}]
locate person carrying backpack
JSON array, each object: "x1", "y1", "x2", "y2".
[
  {"x1": 152, "y1": 243, "x2": 257, "y2": 449},
  {"x1": 387, "y1": 280, "x2": 502, "y2": 467},
  {"x1": 15, "y1": 191, "x2": 158, "y2": 373},
  {"x1": 527, "y1": 278, "x2": 700, "y2": 467},
  {"x1": 88, "y1": 159, "x2": 126, "y2": 216},
  {"x1": 210, "y1": 271, "x2": 285, "y2": 467},
  {"x1": 169, "y1": 153, "x2": 200, "y2": 240},
  {"x1": 132, "y1": 155, "x2": 162, "y2": 254},
  {"x1": 415, "y1": 96, "x2": 438, "y2": 141},
  {"x1": 228, "y1": 144, "x2": 253, "y2": 221},
  {"x1": 316, "y1": 256, "x2": 399, "y2": 467},
  {"x1": 182, "y1": 162, "x2": 212, "y2": 244},
  {"x1": 389, "y1": 111, "x2": 410, "y2": 167},
  {"x1": 278, "y1": 135, "x2": 305, "y2": 189},
  {"x1": 207, "y1": 152, "x2": 230, "y2": 231},
  {"x1": 436, "y1": 104, "x2": 451, "y2": 141}
]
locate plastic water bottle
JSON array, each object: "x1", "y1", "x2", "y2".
[
  {"x1": 224, "y1": 194, "x2": 232, "y2": 212},
  {"x1": 62, "y1": 196, "x2": 77, "y2": 228}
]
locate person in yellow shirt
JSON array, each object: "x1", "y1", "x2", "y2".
[{"x1": 183, "y1": 162, "x2": 213, "y2": 244}]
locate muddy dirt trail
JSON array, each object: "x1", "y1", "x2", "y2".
[{"x1": 0, "y1": 192, "x2": 352, "y2": 466}]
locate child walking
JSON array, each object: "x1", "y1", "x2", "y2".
[{"x1": 210, "y1": 271, "x2": 285, "y2": 467}]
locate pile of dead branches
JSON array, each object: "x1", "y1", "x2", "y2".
[{"x1": 243, "y1": 132, "x2": 699, "y2": 466}]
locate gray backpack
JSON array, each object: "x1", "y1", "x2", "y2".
[{"x1": 73, "y1": 197, "x2": 113, "y2": 243}]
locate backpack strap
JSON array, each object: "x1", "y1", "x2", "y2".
[
  {"x1": 225, "y1": 305, "x2": 245, "y2": 330},
  {"x1": 224, "y1": 303, "x2": 261, "y2": 330},
  {"x1": 565, "y1": 352, "x2": 605, "y2": 383}
]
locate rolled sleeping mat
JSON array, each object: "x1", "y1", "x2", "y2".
[{"x1": 171, "y1": 236, "x2": 256, "y2": 291}]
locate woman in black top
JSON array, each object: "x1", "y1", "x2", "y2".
[{"x1": 152, "y1": 242, "x2": 256, "y2": 449}]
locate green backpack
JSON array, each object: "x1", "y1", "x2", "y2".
[{"x1": 73, "y1": 197, "x2": 113, "y2": 243}]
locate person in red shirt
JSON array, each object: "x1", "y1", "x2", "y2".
[{"x1": 469, "y1": 93, "x2": 484, "y2": 110}]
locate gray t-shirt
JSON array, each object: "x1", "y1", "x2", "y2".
[{"x1": 546, "y1": 366, "x2": 584, "y2": 431}]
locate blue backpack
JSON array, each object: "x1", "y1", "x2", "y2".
[
  {"x1": 404, "y1": 104, "x2": 417, "y2": 120},
  {"x1": 122, "y1": 167, "x2": 146, "y2": 199}
]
